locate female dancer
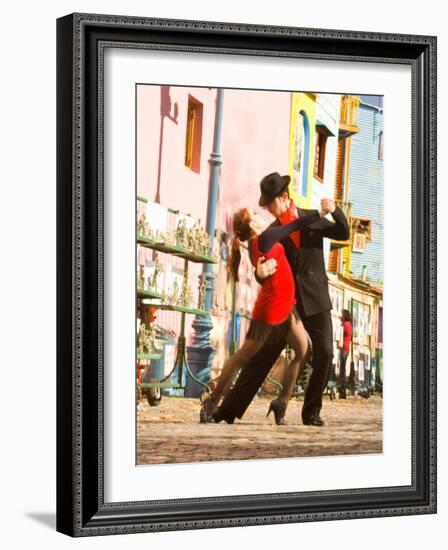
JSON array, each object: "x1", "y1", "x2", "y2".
[{"x1": 200, "y1": 206, "x2": 325, "y2": 425}]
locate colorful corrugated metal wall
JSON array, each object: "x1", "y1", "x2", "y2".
[{"x1": 348, "y1": 102, "x2": 384, "y2": 285}]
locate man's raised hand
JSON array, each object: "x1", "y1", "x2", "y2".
[{"x1": 321, "y1": 198, "x2": 336, "y2": 214}]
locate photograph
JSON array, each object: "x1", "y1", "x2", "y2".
[
  {"x1": 135, "y1": 85, "x2": 384, "y2": 465},
  {"x1": 55, "y1": 11, "x2": 436, "y2": 536}
]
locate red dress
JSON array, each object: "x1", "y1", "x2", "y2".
[
  {"x1": 249, "y1": 236, "x2": 296, "y2": 325},
  {"x1": 244, "y1": 213, "x2": 320, "y2": 344}
]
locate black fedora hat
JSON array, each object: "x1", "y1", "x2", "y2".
[{"x1": 258, "y1": 172, "x2": 291, "y2": 207}]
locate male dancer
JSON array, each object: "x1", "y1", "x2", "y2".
[{"x1": 214, "y1": 172, "x2": 350, "y2": 426}]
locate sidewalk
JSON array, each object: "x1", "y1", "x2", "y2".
[{"x1": 137, "y1": 394, "x2": 382, "y2": 465}]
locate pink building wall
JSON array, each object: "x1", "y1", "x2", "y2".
[
  {"x1": 137, "y1": 85, "x2": 216, "y2": 221},
  {"x1": 218, "y1": 88, "x2": 291, "y2": 231},
  {"x1": 137, "y1": 85, "x2": 292, "y2": 229},
  {"x1": 137, "y1": 85, "x2": 293, "y2": 368}
]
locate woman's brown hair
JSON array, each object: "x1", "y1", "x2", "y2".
[{"x1": 228, "y1": 208, "x2": 252, "y2": 282}]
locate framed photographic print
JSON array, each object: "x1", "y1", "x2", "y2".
[{"x1": 56, "y1": 13, "x2": 437, "y2": 536}]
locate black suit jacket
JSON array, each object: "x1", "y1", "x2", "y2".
[{"x1": 256, "y1": 206, "x2": 350, "y2": 318}]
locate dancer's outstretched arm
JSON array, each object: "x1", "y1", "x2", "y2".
[{"x1": 258, "y1": 213, "x2": 321, "y2": 254}]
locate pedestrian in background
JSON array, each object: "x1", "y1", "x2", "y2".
[{"x1": 338, "y1": 309, "x2": 352, "y2": 399}]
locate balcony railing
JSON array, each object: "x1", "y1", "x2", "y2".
[{"x1": 339, "y1": 95, "x2": 360, "y2": 136}]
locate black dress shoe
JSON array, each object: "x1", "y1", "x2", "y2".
[
  {"x1": 302, "y1": 409, "x2": 325, "y2": 427},
  {"x1": 212, "y1": 408, "x2": 235, "y2": 424}
]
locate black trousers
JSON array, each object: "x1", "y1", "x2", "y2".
[{"x1": 219, "y1": 309, "x2": 333, "y2": 422}]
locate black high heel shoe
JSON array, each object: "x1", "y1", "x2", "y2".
[
  {"x1": 199, "y1": 396, "x2": 218, "y2": 424},
  {"x1": 266, "y1": 398, "x2": 287, "y2": 426}
]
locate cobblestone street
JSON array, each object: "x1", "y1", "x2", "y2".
[{"x1": 137, "y1": 394, "x2": 382, "y2": 464}]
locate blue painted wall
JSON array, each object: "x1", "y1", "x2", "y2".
[{"x1": 348, "y1": 101, "x2": 384, "y2": 285}]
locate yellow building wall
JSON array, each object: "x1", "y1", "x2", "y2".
[
  {"x1": 343, "y1": 244, "x2": 351, "y2": 277},
  {"x1": 288, "y1": 92, "x2": 317, "y2": 208}
]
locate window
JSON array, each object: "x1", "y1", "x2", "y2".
[
  {"x1": 292, "y1": 110, "x2": 310, "y2": 197},
  {"x1": 352, "y1": 217, "x2": 372, "y2": 243},
  {"x1": 352, "y1": 233, "x2": 367, "y2": 253},
  {"x1": 185, "y1": 96, "x2": 203, "y2": 173},
  {"x1": 313, "y1": 128, "x2": 328, "y2": 181}
]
